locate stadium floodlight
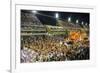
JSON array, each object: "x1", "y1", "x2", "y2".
[
  {"x1": 81, "y1": 21, "x2": 84, "y2": 25},
  {"x1": 68, "y1": 17, "x2": 71, "y2": 22},
  {"x1": 85, "y1": 23, "x2": 88, "y2": 26},
  {"x1": 32, "y1": 10, "x2": 37, "y2": 14},
  {"x1": 76, "y1": 19, "x2": 79, "y2": 24},
  {"x1": 55, "y1": 13, "x2": 59, "y2": 19}
]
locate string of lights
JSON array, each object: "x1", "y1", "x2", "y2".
[{"x1": 31, "y1": 10, "x2": 88, "y2": 27}]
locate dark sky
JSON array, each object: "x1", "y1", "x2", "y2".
[
  {"x1": 36, "y1": 11, "x2": 90, "y2": 26},
  {"x1": 21, "y1": 10, "x2": 90, "y2": 26}
]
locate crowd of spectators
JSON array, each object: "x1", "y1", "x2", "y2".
[{"x1": 21, "y1": 35, "x2": 89, "y2": 63}]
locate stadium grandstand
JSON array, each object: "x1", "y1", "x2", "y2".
[{"x1": 20, "y1": 10, "x2": 90, "y2": 63}]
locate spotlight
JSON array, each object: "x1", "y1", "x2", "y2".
[
  {"x1": 76, "y1": 19, "x2": 79, "y2": 24},
  {"x1": 32, "y1": 10, "x2": 37, "y2": 14},
  {"x1": 55, "y1": 13, "x2": 59, "y2": 19},
  {"x1": 81, "y1": 21, "x2": 84, "y2": 25},
  {"x1": 68, "y1": 17, "x2": 71, "y2": 22},
  {"x1": 85, "y1": 23, "x2": 88, "y2": 26}
]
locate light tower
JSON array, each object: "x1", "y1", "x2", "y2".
[
  {"x1": 76, "y1": 19, "x2": 79, "y2": 24},
  {"x1": 32, "y1": 10, "x2": 37, "y2": 14},
  {"x1": 85, "y1": 23, "x2": 88, "y2": 26},
  {"x1": 55, "y1": 13, "x2": 59, "y2": 19},
  {"x1": 68, "y1": 17, "x2": 71, "y2": 23},
  {"x1": 55, "y1": 13, "x2": 59, "y2": 26},
  {"x1": 81, "y1": 21, "x2": 84, "y2": 25}
]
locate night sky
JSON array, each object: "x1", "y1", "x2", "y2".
[{"x1": 21, "y1": 10, "x2": 90, "y2": 26}]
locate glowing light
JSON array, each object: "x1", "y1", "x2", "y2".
[
  {"x1": 81, "y1": 21, "x2": 84, "y2": 25},
  {"x1": 55, "y1": 13, "x2": 59, "y2": 19},
  {"x1": 76, "y1": 19, "x2": 79, "y2": 24},
  {"x1": 68, "y1": 17, "x2": 71, "y2": 22},
  {"x1": 32, "y1": 10, "x2": 37, "y2": 14},
  {"x1": 85, "y1": 23, "x2": 88, "y2": 26}
]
